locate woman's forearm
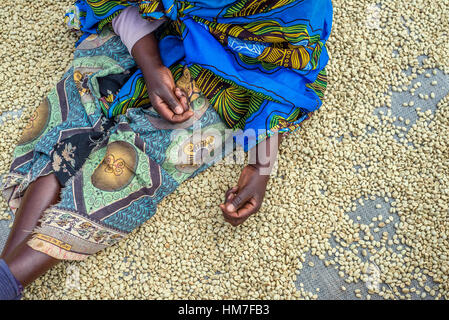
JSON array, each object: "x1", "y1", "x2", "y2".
[
  {"x1": 131, "y1": 32, "x2": 191, "y2": 120},
  {"x1": 249, "y1": 133, "x2": 284, "y2": 174},
  {"x1": 131, "y1": 33, "x2": 164, "y2": 77}
]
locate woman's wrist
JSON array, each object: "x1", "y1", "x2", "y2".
[
  {"x1": 131, "y1": 33, "x2": 164, "y2": 73},
  {"x1": 248, "y1": 133, "x2": 284, "y2": 175},
  {"x1": 247, "y1": 163, "x2": 274, "y2": 177}
]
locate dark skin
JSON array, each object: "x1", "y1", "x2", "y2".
[
  {"x1": 0, "y1": 31, "x2": 283, "y2": 291},
  {"x1": 131, "y1": 33, "x2": 193, "y2": 123},
  {"x1": 0, "y1": 174, "x2": 61, "y2": 287},
  {"x1": 220, "y1": 133, "x2": 283, "y2": 226}
]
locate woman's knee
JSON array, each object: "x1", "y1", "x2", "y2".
[{"x1": 27, "y1": 173, "x2": 62, "y2": 204}]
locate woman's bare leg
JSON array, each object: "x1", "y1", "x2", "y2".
[
  {"x1": 3, "y1": 236, "x2": 59, "y2": 287},
  {"x1": 1, "y1": 173, "x2": 61, "y2": 258},
  {"x1": 0, "y1": 173, "x2": 62, "y2": 287}
]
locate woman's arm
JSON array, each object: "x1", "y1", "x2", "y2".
[
  {"x1": 132, "y1": 34, "x2": 193, "y2": 122},
  {"x1": 113, "y1": 7, "x2": 192, "y2": 123},
  {"x1": 220, "y1": 133, "x2": 284, "y2": 226}
]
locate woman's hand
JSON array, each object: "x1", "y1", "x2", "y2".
[
  {"x1": 132, "y1": 33, "x2": 193, "y2": 123},
  {"x1": 220, "y1": 164, "x2": 270, "y2": 227},
  {"x1": 145, "y1": 65, "x2": 193, "y2": 123},
  {"x1": 219, "y1": 133, "x2": 283, "y2": 227}
]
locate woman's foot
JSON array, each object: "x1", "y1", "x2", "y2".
[{"x1": 220, "y1": 164, "x2": 270, "y2": 227}]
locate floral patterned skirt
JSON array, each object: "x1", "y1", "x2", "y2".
[{"x1": 1, "y1": 28, "x2": 234, "y2": 260}]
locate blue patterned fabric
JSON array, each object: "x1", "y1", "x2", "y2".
[{"x1": 67, "y1": 0, "x2": 333, "y2": 151}]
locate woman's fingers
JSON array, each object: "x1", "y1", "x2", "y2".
[
  {"x1": 221, "y1": 192, "x2": 258, "y2": 218},
  {"x1": 224, "y1": 186, "x2": 238, "y2": 202},
  {"x1": 221, "y1": 185, "x2": 256, "y2": 226},
  {"x1": 220, "y1": 198, "x2": 258, "y2": 226},
  {"x1": 220, "y1": 204, "x2": 240, "y2": 227},
  {"x1": 161, "y1": 88, "x2": 184, "y2": 115},
  {"x1": 225, "y1": 185, "x2": 252, "y2": 212},
  {"x1": 171, "y1": 110, "x2": 194, "y2": 122},
  {"x1": 151, "y1": 96, "x2": 176, "y2": 121},
  {"x1": 151, "y1": 93, "x2": 193, "y2": 123},
  {"x1": 175, "y1": 87, "x2": 189, "y2": 112},
  {"x1": 227, "y1": 198, "x2": 258, "y2": 220}
]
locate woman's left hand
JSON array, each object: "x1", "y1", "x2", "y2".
[
  {"x1": 220, "y1": 164, "x2": 270, "y2": 227},
  {"x1": 131, "y1": 33, "x2": 193, "y2": 123}
]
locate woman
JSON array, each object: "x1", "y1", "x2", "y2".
[{"x1": 0, "y1": 0, "x2": 332, "y2": 299}]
